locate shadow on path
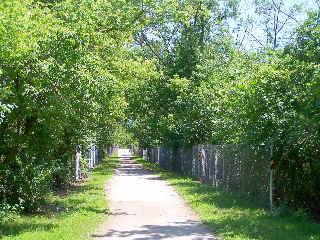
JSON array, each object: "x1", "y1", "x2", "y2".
[
  {"x1": 92, "y1": 150, "x2": 219, "y2": 240},
  {"x1": 92, "y1": 220, "x2": 218, "y2": 240},
  {"x1": 114, "y1": 155, "x2": 154, "y2": 177}
]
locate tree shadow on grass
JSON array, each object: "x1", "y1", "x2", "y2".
[
  {"x1": 0, "y1": 222, "x2": 57, "y2": 238},
  {"x1": 50, "y1": 157, "x2": 118, "y2": 199},
  {"x1": 94, "y1": 159, "x2": 119, "y2": 175},
  {"x1": 0, "y1": 156, "x2": 118, "y2": 238},
  {"x1": 53, "y1": 184, "x2": 100, "y2": 198},
  {"x1": 206, "y1": 212, "x2": 320, "y2": 240},
  {"x1": 166, "y1": 175, "x2": 320, "y2": 240}
]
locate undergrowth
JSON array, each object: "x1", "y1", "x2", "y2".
[{"x1": 0, "y1": 153, "x2": 119, "y2": 240}]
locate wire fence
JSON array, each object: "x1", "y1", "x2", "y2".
[{"x1": 143, "y1": 144, "x2": 272, "y2": 208}]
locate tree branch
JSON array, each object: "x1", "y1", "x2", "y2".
[
  {"x1": 139, "y1": 33, "x2": 164, "y2": 64},
  {"x1": 247, "y1": 30, "x2": 265, "y2": 48},
  {"x1": 278, "y1": 8, "x2": 299, "y2": 23}
]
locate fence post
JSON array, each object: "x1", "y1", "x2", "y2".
[
  {"x1": 93, "y1": 146, "x2": 96, "y2": 166},
  {"x1": 89, "y1": 147, "x2": 92, "y2": 168},
  {"x1": 192, "y1": 145, "x2": 196, "y2": 177},
  {"x1": 143, "y1": 149, "x2": 147, "y2": 160},
  {"x1": 222, "y1": 151, "x2": 225, "y2": 187},
  {"x1": 270, "y1": 170, "x2": 273, "y2": 211},
  {"x1": 95, "y1": 146, "x2": 98, "y2": 165},
  {"x1": 214, "y1": 146, "x2": 218, "y2": 188},
  {"x1": 200, "y1": 148, "x2": 206, "y2": 183},
  {"x1": 75, "y1": 151, "x2": 81, "y2": 180},
  {"x1": 90, "y1": 146, "x2": 94, "y2": 168},
  {"x1": 270, "y1": 144, "x2": 274, "y2": 211}
]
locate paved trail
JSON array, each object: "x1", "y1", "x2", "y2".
[{"x1": 92, "y1": 149, "x2": 218, "y2": 240}]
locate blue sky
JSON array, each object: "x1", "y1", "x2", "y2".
[{"x1": 231, "y1": 0, "x2": 319, "y2": 50}]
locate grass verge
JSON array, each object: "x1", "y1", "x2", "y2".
[
  {"x1": 0, "y1": 153, "x2": 119, "y2": 240},
  {"x1": 134, "y1": 156, "x2": 320, "y2": 240}
]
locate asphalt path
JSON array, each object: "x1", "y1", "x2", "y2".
[{"x1": 92, "y1": 149, "x2": 219, "y2": 240}]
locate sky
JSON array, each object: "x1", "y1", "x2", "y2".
[{"x1": 231, "y1": 0, "x2": 319, "y2": 50}]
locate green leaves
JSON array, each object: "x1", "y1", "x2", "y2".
[
  {"x1": 0, "y1": 0, "x2": 157, "y2": 208},
  {"x1": 0, "y1": 0, "x2": 318, "y2": 214}
]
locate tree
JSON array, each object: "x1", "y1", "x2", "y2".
[
  {"x1": 234, "y1": 0, "x2": 307, "y2": 50},
  {"x1": 135, "y1": 0, "x2": 237, "y2": 75},
  {"x1": 127, "y1": 0, "x2": 239, "y2": 148},
  {"x1": 0, "y1": 0, "x2": 157, "y2": 209}
]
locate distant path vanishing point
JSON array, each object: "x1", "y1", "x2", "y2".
[{"x1": 92, "y1": 149, "x2": 220, "y2": 240}]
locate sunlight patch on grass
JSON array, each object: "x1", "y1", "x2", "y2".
[
  {"x1": 1, "y1": 154, "x2": 119, "y2": 240},
  {"x1": 134, "y1": 156, "x2": 320, "y2": 240}
]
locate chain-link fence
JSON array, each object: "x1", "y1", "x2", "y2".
[
  {"x1": 144, "y1": 144, "x2": 272, "y2": 207},
  {"x1": 106, "y1": 145, "x2": 119, "y2": 156},
  {"x1": 131, "y1": 145, "x2": 141, "y2": 155}
]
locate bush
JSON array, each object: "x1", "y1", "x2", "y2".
[
  {"x1": 0, "y1": 202, "x2": 20, "y2": 224},
  {"x1": 0, "y1": 160, "x2": 53, "y2": 211}
]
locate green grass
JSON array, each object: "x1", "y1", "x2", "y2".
[
  {"x1": 0, "y1": 154, "x2": 119, "y2": 240},
  {"x1": 134, "y1": 156, "x2": 320, "y2": 240}
]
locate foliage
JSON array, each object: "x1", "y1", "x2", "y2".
[
  {"x1": 0, "y1": 153, "x2": 119, "y2": 240},
  {"x1": 0, "y1": 203, "x2": 20, "y2": 224},
  {"x1": 127, "y1": 7, "x2": 320, "y2": 214},
  {"x1": 0, "y1": 0, "x2": 318, "y2": 219},
  {"x1": 0, "y1": 0, "x2": 154, "y2": 209}
]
